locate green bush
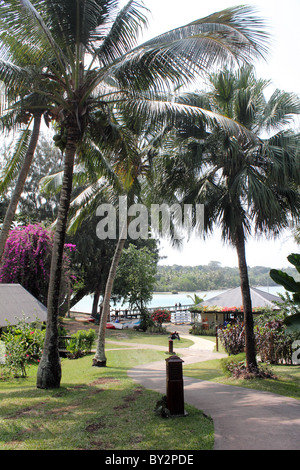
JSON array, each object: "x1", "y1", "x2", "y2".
[
  {"x1": 66, "y1": 329, "x2": 96, "y2": 358},
  {"x1": 146, "y1": 325, "x2": 168, "y2": 334},
  {"x1": 0, "y1": 316, "x2": 45, "y2": 377},
  {"x1": 220, "y1": 353, "x2": 276, "y2": 379},
  {"x1": 220, "y1": 353, "x2": 246, "y2": 374},
  {"x1": 189, "y1": 323, "x2": 215, "y2": 336}
]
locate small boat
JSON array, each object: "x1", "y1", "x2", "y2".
[
  {"x1": 122, "y1": 319, "x2": 141, "y2": 329},
  {"x1": 106, "y1": 322, "x2": 124, "y2": 330}
]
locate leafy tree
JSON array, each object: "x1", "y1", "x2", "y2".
[
  {"x1": 113, "y1": 243, "x2": 158, "y2": 330},
  {"x1": 16, "y1": 137, "x2": 63, "y2": 224}
]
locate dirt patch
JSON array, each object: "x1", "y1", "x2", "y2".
[
  {"x1": 123, "y1": 387, "x2": 143, "y2": 402},
  {"x1": 88, "y1": 377, "x2": 120, "y2": 386},
  {"x1": 113, "y1": 386, "x2": 144, "y2": 410},
  {"x1": 88, "y1": 439, "x2": 114, "y2": 450},
  {"x1": 85, "y1": 418, "x2": 106, "y2": 432},
  {"x1": 46, "y1": 405, "x2": 79, "y2": 415},
  {"x1": 62, "y1": 314, "x2": 98, "y2": 335},
  {"x1": 5, "y1": 402, "x2": 48, "y2": 419}
]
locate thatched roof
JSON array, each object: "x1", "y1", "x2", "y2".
[
  {"x1": 198, "y1": 286, "x2": 283, "y2": 311},
  {"x1": 0, "y1": 284, "x2": 47, "y2": 327}
]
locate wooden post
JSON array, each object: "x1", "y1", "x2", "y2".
[{"x1": 165, "y1": 355, "x2": 187, "y2": 416}]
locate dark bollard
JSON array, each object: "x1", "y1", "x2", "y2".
[
  {"x1": 168, "y1": 339, "x2": 174, "y2": 353},
  {"x1": 165, "y1": 355, "x2": 187, "y2": 416}
]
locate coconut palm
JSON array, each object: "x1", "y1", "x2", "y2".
[
  {"x1": 0, "y1": 35, "x2": 55, "y2": 262},
  {"x1": 0, "y1": 0, "x2": 269, "y2": 387},
  {"x1": 153, "y1": 66, "x2": 300, "y2": 371}
]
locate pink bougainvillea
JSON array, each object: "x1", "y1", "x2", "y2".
[{"x1": 0, "y1": 224, "x2": 75, "y2": 306}]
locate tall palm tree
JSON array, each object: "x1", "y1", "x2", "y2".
[
  {"x1": 153, "y1": 66, "x2": 300, "y2": 371},
  {"x1": 0, "y1": 0, "x2": 269, "y2": 387},
  {"x1": 0, "y1": 35, "x2": 54, "y2": 262}
]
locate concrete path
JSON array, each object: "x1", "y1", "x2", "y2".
[{"x1": 128, "y1": 333, "x2": 300, "y2": 450}]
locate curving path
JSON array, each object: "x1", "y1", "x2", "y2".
[{"x1": 128, "y1": 333, "x2": 300, "y2": 450}]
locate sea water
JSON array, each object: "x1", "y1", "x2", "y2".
[{"x1": 71, "y1": 285, "x2": 285, "y2": 314}]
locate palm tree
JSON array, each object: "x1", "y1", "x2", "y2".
[
  {"x1": 0, "y1": 35, "x2": 54, "y2": 262},
  {"x1": 153, "y1": 66, "x2": 300, "y2": 371},
  {"x1": 0, "y1": 1, "x2": 269, "y2": 387}
]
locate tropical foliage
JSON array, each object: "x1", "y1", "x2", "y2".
[
  {"x1": 0, "y1": 224, "x2": 76, "y2": 306},
  {"x1": 151, "y1": 309, "x2": 171, "y2": 325},
  {"x1": 154, "y1": 264, "x2": 300, "y2": 293},
  {"x1": 270, "y1": 253, "x2": 300, "y2": 332},
  {"x1": 0, "y1": 0, "x2": 270, "y2": 386},
  {"x1": 152, "y1": 65, "x2": 300, "y2": 371},
  {"x1": 1, "y1": 315, "x2": 45, "y2": 377}
]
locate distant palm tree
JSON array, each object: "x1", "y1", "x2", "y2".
[
  {"x1": 0, "y1": 1, "x2": 269, "y2": 386},
  {"x1": 153, "y1": 66, "x2": 300, "y2": 371},
  {"x1": 187, "y1": 293, "x2": 204, "y2": 305}
]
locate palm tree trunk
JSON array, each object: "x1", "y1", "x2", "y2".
[
  {"x1": 37, "y1": 127, "x2": 78, "y2": 389},
  {"x1": 93, "y1": 221, "x2": 127, "y2": 367},
  {"x1": 92, "y1": 282, "x2": 102, "y2": 317},
  {"x1": 0, "y1": 113, "x2": 42, "y2": 263},
  {"x1": 235, "y1": 225, "x2": 257, "y2": 370}
]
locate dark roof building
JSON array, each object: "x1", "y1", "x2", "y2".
[{"x1": 0, "y1": 283, "x2": 47, "y2": 328}]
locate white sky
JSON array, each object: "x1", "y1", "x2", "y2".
[{"x1": 132, "y1": 0, "x2": 300, "y2": 268}]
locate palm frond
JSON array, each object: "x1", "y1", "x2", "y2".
[
  {"x1": 264, "y1": 89, "x2": 300, "y2": 132},
  {"x1": 96, "y1": 0, "x2": 149, "y2": 66},
  {"x1": 121, "y1": 93, "x2": 259, "y2": 145},
  {"x1": 0, "y1": 122, "x2": 32, "y2": 192}
]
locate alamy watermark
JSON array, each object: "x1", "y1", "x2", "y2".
[{"x1": 95, "y1": 196, "x2": 204, "y2": 241}]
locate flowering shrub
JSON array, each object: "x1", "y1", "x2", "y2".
[
  {"x1": 151, "y1": 309, "x2": 171, "y2": 325},
  {"x1": 0, "y1": 224, "x2": 76, "y2": 306},
  {"x1": 1, "y1": 316, "x2": 45, "y2": 377}
]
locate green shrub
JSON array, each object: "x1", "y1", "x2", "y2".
[
  {"x1": 146, "y1": 325, "x2": 167, "y2": 334},
  {"x1": 0, "y1": 316, "x2": 45, "y2": 377},
  {"x1": 220, "y1": 353, "x2": 276, "y2": 379},
  {"x1": 66, "y1": 329, "x2": 96, "y2": 358},
  {"x1": 220, "y1": 353, "x2": 246, "y2": 374},
  {"x1": 189, "y1": 323, "x2": 215, "y2": 336}
]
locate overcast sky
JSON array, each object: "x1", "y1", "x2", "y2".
[{"x1": 131, "y1": 0, "x2": 300, "y2": 268}]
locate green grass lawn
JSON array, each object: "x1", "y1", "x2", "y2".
[
  {"x1": 105, "y1": 328, "x2": 194, "y2": 348},
  {"x1": 183, "y1": 358, "x2": 300, "y2": 400},
  {"x1": 0, "y1": 347, "x2": 214, "y2": 450}
]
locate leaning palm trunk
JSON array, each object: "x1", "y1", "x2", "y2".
[
  {"x1": 37, "y1": 127, "x2": 78, "y2": 389},
  {"x1": 93, "y1": 220, "x2": 127, "y2": 367},
  {"x1": 0, "y1": 113, "x2": 42, "y2": 263},
  {"x1": 235, "y1": 225, "x2": 257, "y2": 370}
]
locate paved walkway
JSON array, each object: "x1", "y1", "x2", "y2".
[{"x1": 128, "y1": 331, "x2": 300, "y2": 450}]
